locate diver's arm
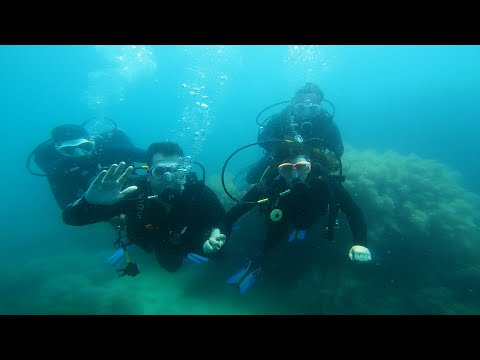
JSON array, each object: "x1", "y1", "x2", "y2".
[
  {"x1": 48, "y1": 175, "x2": 85, "y2": 210},
  {"x1": 33, "y1": 143, "x2": 78, "y2": 210},
  {"x1": 197, "y1": 185, "x2": 227, "y2": 257},
  {"x1": 337, "y1": 184, "x2": 367, "y2": 246},
  {"x1": 325, "y1": 121, "x2": 344, "y2": 157},
  {"x1": 217, "y1": 184, "x2": 266, "y2": 238},
  {"x1": 200, "y1": 185, "x2": 227, "y2": 229},
  {"x1": 204, "y1": 184, "x2": 264, "y2": 256},
  {"x1": 62, "y1": 162, "x2": 138, "y2": 226},
  {"x1": 62, "y1": 196, "x2": 123, "y2": 226},
  {"x1": 331, "y1": 126, "x2": 344, "y2": 157}
]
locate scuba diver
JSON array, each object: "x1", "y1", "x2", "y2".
[
  {"x1": 245, "y1": 82, "x2": 344, "y2": 185},
  {"x1": 27, "y1": 119, "x2": 147, "y2": 210},
  {"x1": 62, "y1": 141, "x2": 226, "y2": 275},
  {"x1": 203, "y1": 138, "x2": 371, "y2": 294}
]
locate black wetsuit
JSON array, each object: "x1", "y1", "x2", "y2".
[
  {"x1": 246, "y1": 107, "x2": 344, "y2": 185},
  {"x1": 258, "y1": 108, "x2": 344, "y2": 156},
  {"x1": 62, "y1": 177, "x2": 226, "y2": 272},
  {"x1": 219, "y1": 174, "x2": 367, "y2": 266},
  {"x1": 33, "y1": 129, "x2": 146, "y2": 210}
]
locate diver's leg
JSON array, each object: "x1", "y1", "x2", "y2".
[
  {"x1": 236, "y1": 219, "x2": 288, "y2": 294},
  {"x1": 260, "y1": 219, "x2": 289, "y2": 265}
]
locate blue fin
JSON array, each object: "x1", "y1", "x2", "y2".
[
  {"x1": 187, "y1": 252, "x2": 209, "y2": 264},
  {"x1": 297, "y1": 229, "x2": 306, "y2": 240},
  {"x1": 106, "y1": 248, "x2": 124, "y2": 266},
  {"x1": 239, "y1": 267, "x2": 262, "y2": 295},
  {"x1": 288, "y1": 230, "x2": 297, "y2": 243},
  {"x1": 226, "y1": 259, "x2": 252, "y2": 285}
]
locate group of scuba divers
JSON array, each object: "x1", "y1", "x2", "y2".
[{"x1": 27, "y1": 82, "x2": 372, "y2": 295}]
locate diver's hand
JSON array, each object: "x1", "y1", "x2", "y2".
[
  {"x1": 85, "y1": 162, "x2": 138, "y2": 205},
  {"x1": 203, "y1": 228, "x2": 226, "y2": 255},
  {"x1": 349, "y1": 245, "x2": 372, "y2": 262}
]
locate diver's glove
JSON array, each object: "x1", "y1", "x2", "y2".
[
  {"x1": 349, "y1": 245, "x2": 372, "y2": 262},
  {"x1": 203, "y1": 228, "x2": 226, "y2": 255},
  {"x1": 85, "y1": 162, "x2": 138, "y2": 205}
]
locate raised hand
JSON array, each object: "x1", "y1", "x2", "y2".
[
  {"x1": 349, "y1": 245, "x2": 372, "y2": 262},
  {"x1": 85, "y1": 162, "x2": 138, "y2": 205},
  {"x1": 203, "y1": 228, "x2": 226, "y2": 255}
]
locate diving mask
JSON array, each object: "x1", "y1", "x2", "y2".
[
  {"x1": 292, "y1": 93, "x2": 323, "y2": 119},
  {"x1": 293, "y1": 102, "x2": 322, "y2": 118},
  {"x1": 55, "y1": 138, "x2": 95, "y2": 157},
  {"x1": 277, "y1": 161, "x2": 312, "y2": 177},
  {"x1": 148, "y1": 163, "x2": 188, "y2": 182}
]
